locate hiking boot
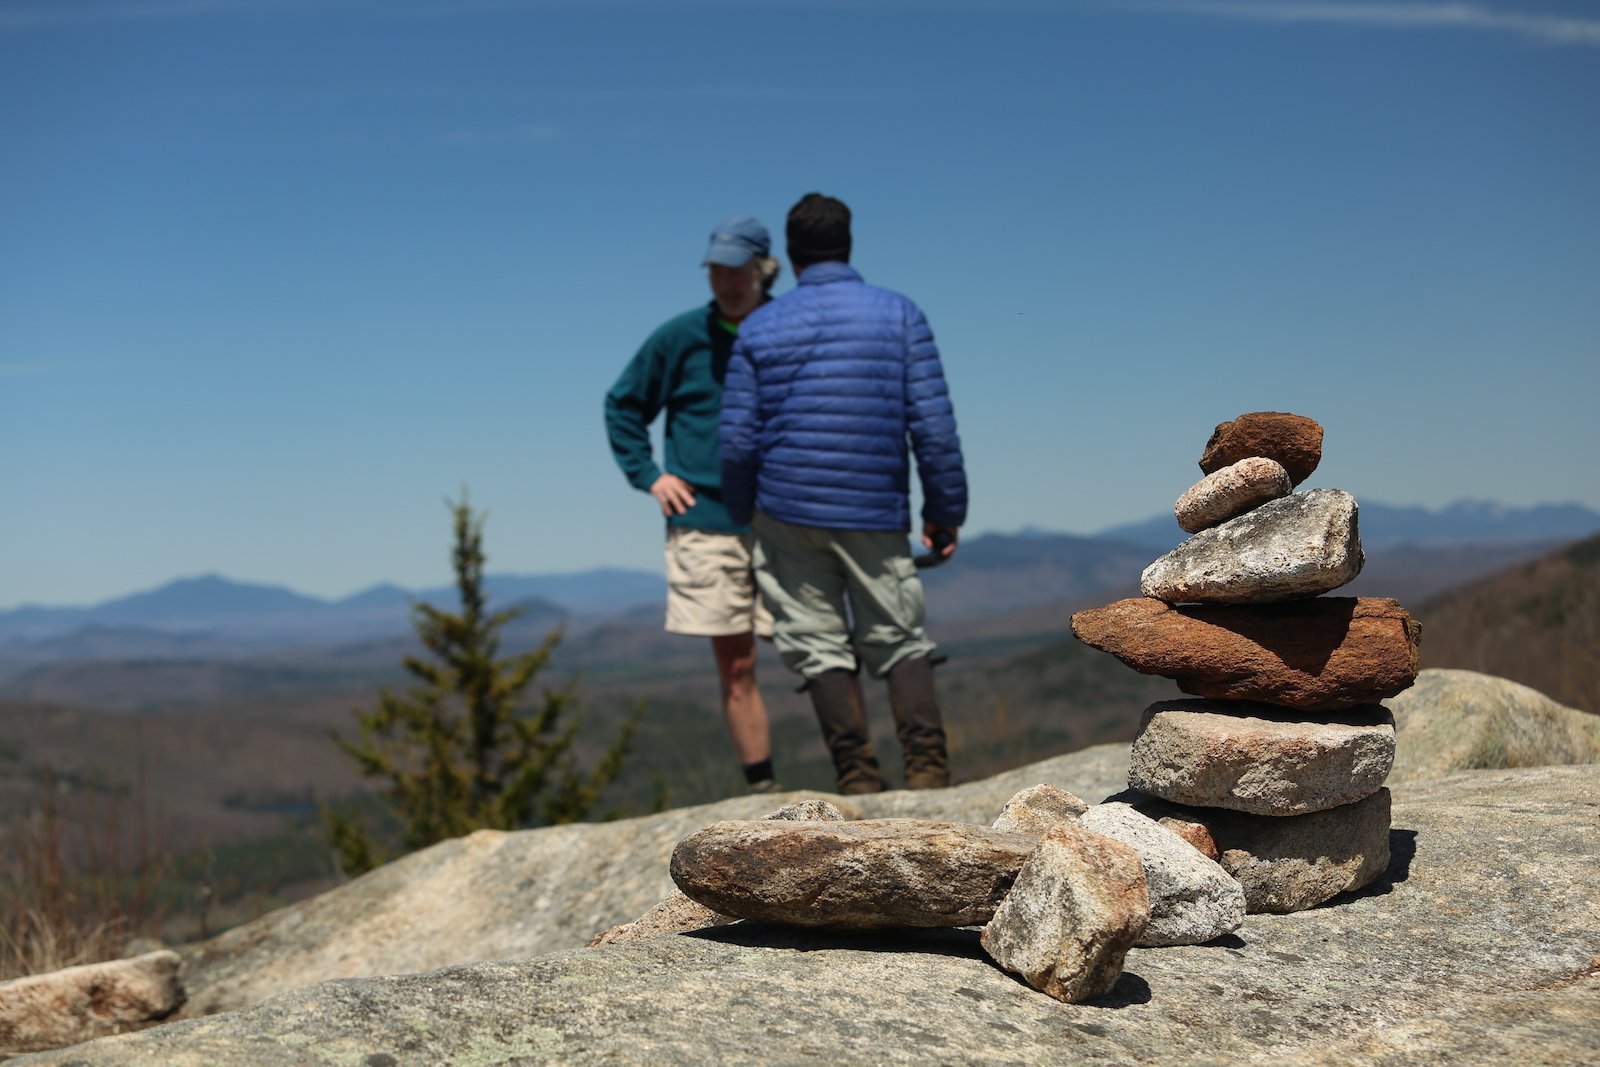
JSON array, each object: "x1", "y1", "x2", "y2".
[
  {"x1": 888, "y1": 656, "x2": 949, "y2": 790},
  {"x1": 748, "y1": 778, "x2": 783, "y2": 795},
  {"x1": 806, "y1": 669, "x2": 885, "y2": 795}
]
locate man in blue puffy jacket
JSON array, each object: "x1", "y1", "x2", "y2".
[{"x1": 720, "y1": 193, "x2": 968, "y2": 793}]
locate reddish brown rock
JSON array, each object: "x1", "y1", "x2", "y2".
[
  {"x1": 980, "y1": 824, "x2": 1150, "y2": 1003},
  {"x1": 670, "y1": 819, "x2": 1040, "y2": 928},
  {"x1": 1070, "y1": 596, "x2": 1421, "y2": 712},
  {"x1": 1199, "y1": 411, "x2": 1324, "y2": 486},
  {"x1": 1175, "y1": 456, "x2": 1293, "y2": 533}
]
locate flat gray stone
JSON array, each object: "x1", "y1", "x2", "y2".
[
  {"x1": 980, "y1": 823, "x2": 1149, "y2": 1003},
  {"x1": 1079, "y1": 802, "x2": 1245, "y2": 946},
  {"x1": 1128, "y1": 699, "x2": 1396, "y2": 815},
  {"x1": 1141, "y1": 488, "x2": 1364, "y2": 604},
  {"x1": 1125, "y1": 788, "x2": 1393, "y2": 913},
  {"x1": 670, "y1": 819, "x2": 1041, "y2": 928}
]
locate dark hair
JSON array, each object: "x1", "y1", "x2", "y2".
[{"x1": 786, "y1": 192, "x2": 852, "y2": 272}]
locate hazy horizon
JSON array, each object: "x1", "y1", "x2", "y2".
[{"x1": 5, "y1": 493, "x2": 1597, "y2": 612}]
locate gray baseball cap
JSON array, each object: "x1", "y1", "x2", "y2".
[{"x1": 701, "y1": 216, "x2": 771, "y2": 267}]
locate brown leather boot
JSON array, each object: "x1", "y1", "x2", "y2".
[
  {"x1": 806, "y1": 669, "x2": 885, "y2": 795},
  {"x1": 888, "y1": 656, "x2": 949, "y2": 789}
]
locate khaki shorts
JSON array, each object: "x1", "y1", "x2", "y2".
[{"x1": 664, "y1": 527, "x2": 774, "y2": 638}]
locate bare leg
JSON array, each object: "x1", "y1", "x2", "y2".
[{"x1": 711, "y1": 632, "x2": 770, "y2": 765}]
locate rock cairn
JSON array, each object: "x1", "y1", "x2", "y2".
[
  {"x1": 1071, "y1": 411, "x2": 1421, "y2": 912},
  {"x1": 657, "y1": 785, "x2": 1246, "y2": 1004}
]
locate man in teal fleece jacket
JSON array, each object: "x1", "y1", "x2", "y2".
[{"x1": 604, "y1": 216, "x2": 781, "y2": 794}]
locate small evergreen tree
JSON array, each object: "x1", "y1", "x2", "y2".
[{"x1": 324, "y1": 496, "x2": 638, "y2": 876}]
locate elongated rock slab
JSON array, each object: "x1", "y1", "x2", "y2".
[
  {"x1": 1142, "y1": 488, "x2": 1363, "y2": 604},
  {"x1": 1071, "y1": 596, "x2": 1421, "y2": 711},
  {"x1": 980, "y1": 824, "x2": 1149, "y2": 1003},
  {"x1": 1175, "y1": 456, "x2": 1293, "y2": 533},
  {"x1": 1122, "y1": 788, "x2": 1393, "y2": 913},
  {"x1": 670, "y1": 819, "x2": 1040, "y2": 928},
  {"x1": 0, "y1": 950, "x2": 185, "y2": 1055},
  {"x1": 1078, "y1": 802, "x2": 1245, "y2": 946},
  {"x1": 1199, "y1": 411, "x2": 1324, "y2": 486},
  {"x1": 1129, "y1": 700, "x2": 1396, "y2": 815},
  {"x1": 589, "y1": 799, "x2": 851, "y2": 946}
]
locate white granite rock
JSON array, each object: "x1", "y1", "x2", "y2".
[
  {"x1": 979, "y1": 823, "x2": 1150, "y2": 1003},
  {"x1": 1079, "y1": 802, "x2": 1245, "y2": 946},
  {"x1": 1142, "y1": 488, "x2": 1363, "y2": 604}
]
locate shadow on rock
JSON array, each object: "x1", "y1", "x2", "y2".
[
  {"x1": 1080, "y1": 971, "x2": 1153, "y2": 1009},
  {"x1": 688, "y1": 921, "x2": 990, "y2": 961},
  {"x1": 1318, "y1": 827, "x2": 1418, "y2": 909}
]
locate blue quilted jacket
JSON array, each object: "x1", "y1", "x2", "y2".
[{"x1": 720, "y1": 262, "x2": 968, "y2": 532}]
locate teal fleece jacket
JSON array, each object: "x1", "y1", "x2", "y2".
[{"x1": 604, "y1": 302, "x2": 743, "y2": 533}]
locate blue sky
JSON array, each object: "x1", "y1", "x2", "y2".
[{"x1": 4, "y1": 0, "x2": 1598, "y2": 609}]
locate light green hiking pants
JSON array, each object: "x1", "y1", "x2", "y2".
[{"x1": 751, "y1": 513, "x2": 938, "y2": 680}]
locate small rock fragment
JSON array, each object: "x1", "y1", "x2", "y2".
[
  {"x1": 587, "y1": 893, "x2": 737, "y2": 947},
  {"x1": 1175, "y1": 456, "x2": 1293, "y2": 533},
  {"x1": 980, "y1": 824, "x2": 1150, "y2": 1003},
  {"x1": 991, "y1": 784, "x2": 1089, "y2": 833}
]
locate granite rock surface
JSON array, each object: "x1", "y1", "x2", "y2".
[{"x1": 20, "y1": 766, "x2": 1599, "y2": 1066}]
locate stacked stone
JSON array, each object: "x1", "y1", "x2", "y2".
[{"x1": 1071, "y1": 412, "x2": 1422, "y2": 913}]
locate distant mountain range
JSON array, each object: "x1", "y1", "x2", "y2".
[
  {"x1": 3, "y1": 499, "x2": 1597, "y2": 664},
  {"x1": 1097, "y1": 499, "x2": 1600, "y2": 552},
  {"x1": 0, "y1": 570, "x2": 665, "y2": 651}
]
